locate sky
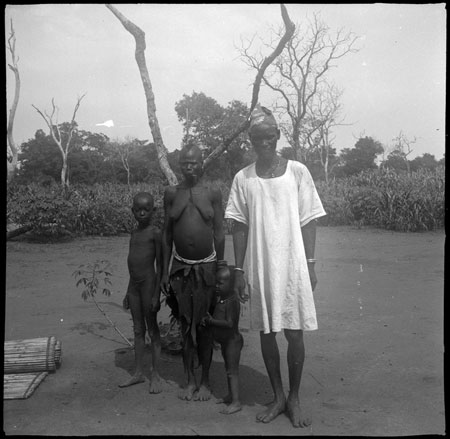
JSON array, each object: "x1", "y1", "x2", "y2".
[{"x1": 5, "y1": 3, "x2": 446, "y2": 160}]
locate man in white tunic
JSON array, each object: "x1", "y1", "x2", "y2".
[{"x1": 225, "y1": 104, "x2": 326, "y2": 428}]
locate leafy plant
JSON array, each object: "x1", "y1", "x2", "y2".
[{"x1": 72, "y1": 260, "x2": 132, "y2": 347}]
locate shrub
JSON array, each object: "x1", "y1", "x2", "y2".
[
  {"x1": 7, "y1": 166, "x2": 444, "y2": 240},
  {"x1": 317, "y1": 166, "x2": 445, "y2": 231}
]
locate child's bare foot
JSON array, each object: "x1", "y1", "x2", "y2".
[
  {"x1": 256, "y1": 398, "x2": 286, "y2": 423},
  {"x1": 178, "y1": 383, "x2": 196, "y2": 400},
  {"x1": 216, "y1": 394, "x2": 232, "y2": 404},
  {"x1": 148, "y1": 373, "x2": 164, "y2": 394},
  {"x1": 220, "y1": 402, "x2": 242, "y2": 414},
  {"x1": 118, "y1": 373, "x2": 145, "y2": 388},
  {"x1": 193, "y1": 384, "x2": 211, "y2": 401},
  {"x1": 286, "y1": 397, "x2": 311, "y2": 428}
]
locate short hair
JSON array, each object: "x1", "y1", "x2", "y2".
[
  {"x1": 132, "y1": 192, "x2": 154, "y2": 206},
  {"x1": 217, "y1": 262, "x2": 236, "y2": 288},
  {"x1": 179, "y1": 142, "x2": 203, "y2": 162}
]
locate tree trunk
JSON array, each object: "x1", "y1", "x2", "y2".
[
  {"x1": 106, "y1": 4, "x2": 178, "y2": 186},
  {"x1": 204, "y1": 4, "x2": 295, "y2": 169},
  {"x1": 7, "y1": 20, "x2": 20, "y2": 182},
  {"x1": 7, "y1": 225, "x2": 32, "y2": 241}
]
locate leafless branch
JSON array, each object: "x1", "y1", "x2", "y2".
[
  {"x1": 204, "y1": 4, "x2": 295, "y2": 169},
  {"x1": 105, "y1": 3, "x2": 178, "y2": 185}
]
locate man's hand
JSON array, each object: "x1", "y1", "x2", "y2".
[
  {"x1": 122, "y1": 294, "x2": 129, "y2": 310},
  {"x1": 307, "y1": 264, "x2": 317, "y2": 291},
  {"x1": 234, "y1": 271, "x2": 248, "y2": 303}
]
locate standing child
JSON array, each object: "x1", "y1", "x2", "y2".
[
  {"x1": 120, "y1": 192, "x2": 164, "y2": 393},
  {"x1": 201, "y1": 261, "x2": 243, "y2": 414}
]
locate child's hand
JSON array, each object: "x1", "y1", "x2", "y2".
[
  {"x1": 201, "y1": 312, "x2": 212, "y2": 326},
  {"x1": 122, "y1": 295, "x2": 129, "y2": 310}
]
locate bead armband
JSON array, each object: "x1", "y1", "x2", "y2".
[{"x1": 306, "y1": 258, "x2": 317, "y2": 264}]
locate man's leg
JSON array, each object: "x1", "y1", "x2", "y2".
[
  {"x1": 256, "y1": 331, "x2": 286, "y2": 423},
  {"x1": 284, "y1": 329, "x2": 311, "y2": 428}
]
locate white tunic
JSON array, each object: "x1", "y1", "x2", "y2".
[{"x1": 225, "y1": 160, "x2": 326, "y2": 334}]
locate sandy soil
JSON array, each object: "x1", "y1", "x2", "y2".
[{"x1": 3, "y1": 226, "x2": 445, "y2": 436}]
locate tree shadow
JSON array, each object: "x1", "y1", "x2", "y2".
[{"x1": 114, "y1": 345, "x2": 271, "y2": 407}]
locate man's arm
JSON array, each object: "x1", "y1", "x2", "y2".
[
  {"x1": 232, "y1": 220, "x2": 249, "y2": 303},
  {"x1": 212, "y1": 187, "x2": 225, "y2": 261},
  {"x1": 301, "y1": 219, "x2": 317, "y2": 291}
]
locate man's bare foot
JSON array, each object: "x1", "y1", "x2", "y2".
[
  {"x1": 178, "y1": 383, "x2": 196, "y2": 400},
  {"x1": 216, "y1": 394, "x2": 232, "y2": 404},
  {"x1": 220, "y1": 402, "x2": 242, "y2": 414},
  {"x1": 118, "y1": 373, "x2": 145, "y2": 388},
  {"x1": 286, "y1": 397, "x2": 311, "y2": 428},
  {"x1": 148, "y1": 373, "x2": 164, "y2": 394},
  {"x1": 256, "y1": 399, "x2": 286, "y2": 423},
  {"x1": 193, "y1": 384, "x2": 211, "y2": 401}
]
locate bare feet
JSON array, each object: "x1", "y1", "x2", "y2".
[
  {"x1": 256, "y1": 399, "x2": 286, "y2": 423},
  {"x1": 220, "y1": 402, "x2": 242, "y2": 415},
  {"x1": 148, "y1": 372, "x2": 164, "y2": 394},
  {"x1": 286, "y1": 397, "x2": 311, "y2": 428},
  {"x1": 216, "y1": 394, "x2": 232, "y2": 404},
  {"x1": 118, "y1": 373, "x2": 145, "y2": 388},
  {"x1": 178, "y1": 383, "x2": 196, "y2": 401},
  {"x1": 193, "y1": 384, "x2": 212, "y2": 401}
]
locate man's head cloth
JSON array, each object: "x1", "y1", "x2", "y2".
[{"x1": 249, "y1": 104, "x2": 278, "y2": 130}]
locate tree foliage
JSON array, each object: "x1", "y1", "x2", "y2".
[
  {"x1": 175, "y1": 92, "x2": 253, "y2": 181},
  {"x1": 335, "y1": 136, "x2": 384, "y2": 177}
]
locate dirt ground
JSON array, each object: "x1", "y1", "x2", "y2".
[{"x1": 3, "y1": 226, "x2": 445, "y2": 436}]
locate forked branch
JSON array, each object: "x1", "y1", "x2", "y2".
[{"x1": 203, "y1": 4, "x2": 295, "y2": 169}]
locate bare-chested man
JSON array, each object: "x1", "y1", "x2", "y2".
[{"x1": 161, "y1": 143, "x2": 225, "y2": 401}]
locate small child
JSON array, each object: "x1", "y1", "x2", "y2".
[
  {"x1": 120, "y1": 192, "x2": 163, "y2": 393},
  {"x1": 201, "y1": 261, "x2": 243, "y2": 414}
]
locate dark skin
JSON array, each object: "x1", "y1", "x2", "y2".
[
  {"x1": 121, "y1": 193, "x2": 163, "y2": 393},
  {"x1": 231, "y1": 122, "x2": 317, "y2": 428},
  {"x1": 201, "y1": 266, "x2": 243, "y2": 414},
  {"x1": 161, "y1": 145, "x2": 225, "y2": 401}
]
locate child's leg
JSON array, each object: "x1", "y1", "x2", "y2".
[
  {"x1": 146, "y1": 311, "x2": 163, "y2": 393},
  {"x1": 219, "y1": 334, "x2": 243, "y2": 414},
  {"x1": 119, "y1": 281, "x2": 146, "y2": 387},
  {"x1": 140, "y1": 278, "x2": 163, "y2": 394}
]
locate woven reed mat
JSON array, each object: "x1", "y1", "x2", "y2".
[
  {"x1": 4, "y1": 337, "x2": 62, "y2": 400},
  {"x1": 4, "y1": 372, "x2": 48, "y2": 400},
  {"x1": 4, "y1": 336, "x2": 62, "y2": 374}
]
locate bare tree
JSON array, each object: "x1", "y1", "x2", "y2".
[
  {"x1": 32, "y1": 94, "x2": 86, "y2": 187},
  {"x1": 203, "y1": 4, "x2": 295, "y2": 169},
  {"x1": 105, "y1": 4, "x2": 294, "y2": 175},
  {"x1": 391, "y1": 131, "x2": 416, "y2": 175},
  {"x1": 105, "y1": 4, "x2": 178, "y2": 185},
  {"x1": 107, "y1": 137, "x2": 136, "y2": 187},
  {"x1": 239, "y1": 12, "x2": 359, "y2": 164},
  {"x1": 303, "y1": 83, "x2": 350, "y2": 183},
  {"x1": 7, "y1": 19, "x2": 20, "y2": 182}
]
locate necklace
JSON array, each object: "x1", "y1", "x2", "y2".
[{"x1": 258, "y1": 156, "x2": 280, "y2": 178}]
